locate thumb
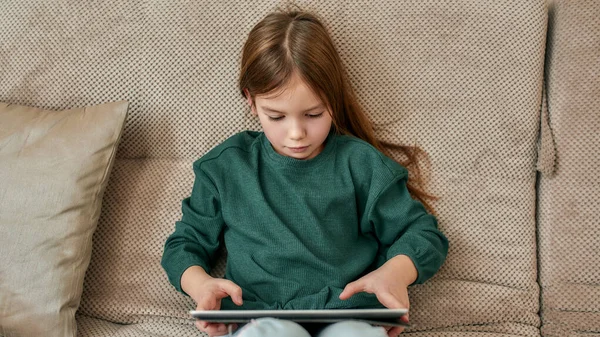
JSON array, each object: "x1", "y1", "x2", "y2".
[
  {"x1": 218, "y1": 280, "x2": 244, "y2": 306},
  {"x1": 339, "y1": 280, "x2": 366, "y2": 300}
]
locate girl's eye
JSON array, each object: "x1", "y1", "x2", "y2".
[
  {"x1": 308, "y1": 112, "x2": 324, "y2": 118},
  {"x1": 268, "y1": 116, "x2": 284, "y2": 121}
]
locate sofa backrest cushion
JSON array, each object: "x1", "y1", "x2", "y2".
[{"x1": 538, "y1": 0, "x2": 600, "y2": 335}]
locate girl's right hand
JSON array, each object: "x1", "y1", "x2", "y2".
[{"x1": 190, "y1": 277, "x2": 244, "y2": 337}]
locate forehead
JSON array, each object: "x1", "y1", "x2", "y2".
[{"x1": 256, "y1": 72, "x2": 323, "y2": 106}]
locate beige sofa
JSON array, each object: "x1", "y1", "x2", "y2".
[{"x1": 0, "y1": 0, "x2": 598, "y2": 336}]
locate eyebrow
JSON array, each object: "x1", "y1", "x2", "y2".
[{"x1": 260, "y1": 104, "x2": 324, "y2": 114}]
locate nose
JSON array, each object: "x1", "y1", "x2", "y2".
[{"x1": 288, "y1": 119, "x2": 306, "y2": 141}]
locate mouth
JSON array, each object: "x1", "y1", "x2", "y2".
[{"x1": 288, "y1": 146, "x2": 309, "y2": 153}]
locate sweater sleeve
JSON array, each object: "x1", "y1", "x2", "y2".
[
  {"x1": 366, "y1": 174, "x2": 449, "y2": 285},
  {"x1": 161, "y1": 161, "x2": 224, "y2": 294}
]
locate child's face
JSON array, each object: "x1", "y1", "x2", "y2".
[{"x1": 247, "y1": 72, "x2": 333, "y2": 160}]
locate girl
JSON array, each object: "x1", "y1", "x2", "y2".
[{"x1": 162, "y1": 7, "x2": 448, "y2": 337}]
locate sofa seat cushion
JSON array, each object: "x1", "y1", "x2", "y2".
[
  {"x1": 76, "y1": 314, "x2": 200, "y2": 337},
  {"x1": 76, "y1": 314, "x2": 538, "y2": 337}
]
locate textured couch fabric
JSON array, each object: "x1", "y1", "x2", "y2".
[
  {"x1": 537, "y1": 0, "x2": 600, "y2": 336},
  {"x1": 0, "y1": 0, "x2": 598, "y2": 336}
]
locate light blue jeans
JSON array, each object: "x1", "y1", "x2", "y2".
[{"x1": 216, "y1": 317, "x2": 389, "y2": 337}]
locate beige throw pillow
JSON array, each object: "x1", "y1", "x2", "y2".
[{"x1": 0, "y1": 101, "x2": 128, "y2": 337}]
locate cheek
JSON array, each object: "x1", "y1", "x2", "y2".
[
  {"x1": 315, "y1": 115, "x2": 333, "y2": 137},
  {"x1": 260, "y1": 119, "x2": 285, "y2": 142}
]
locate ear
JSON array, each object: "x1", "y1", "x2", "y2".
[{"x1": 243, "y1": 88, "x2": 257, "y2": 115}]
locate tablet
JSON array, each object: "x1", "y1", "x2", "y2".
[{"x1": 190, "y1": 308, "x2": 409, "y2": 327}]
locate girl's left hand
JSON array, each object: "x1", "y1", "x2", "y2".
[{"x1": 338, "y1": 255, "x2": 416, "y2": 336}]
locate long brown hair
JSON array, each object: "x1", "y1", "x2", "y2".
[{"x1": 239, "y1": 7, "x2": 438, "y2": 215}]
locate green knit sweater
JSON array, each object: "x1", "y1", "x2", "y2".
[{"x1": 162, "y1": 131, "x2": 448, "y2": 310}]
